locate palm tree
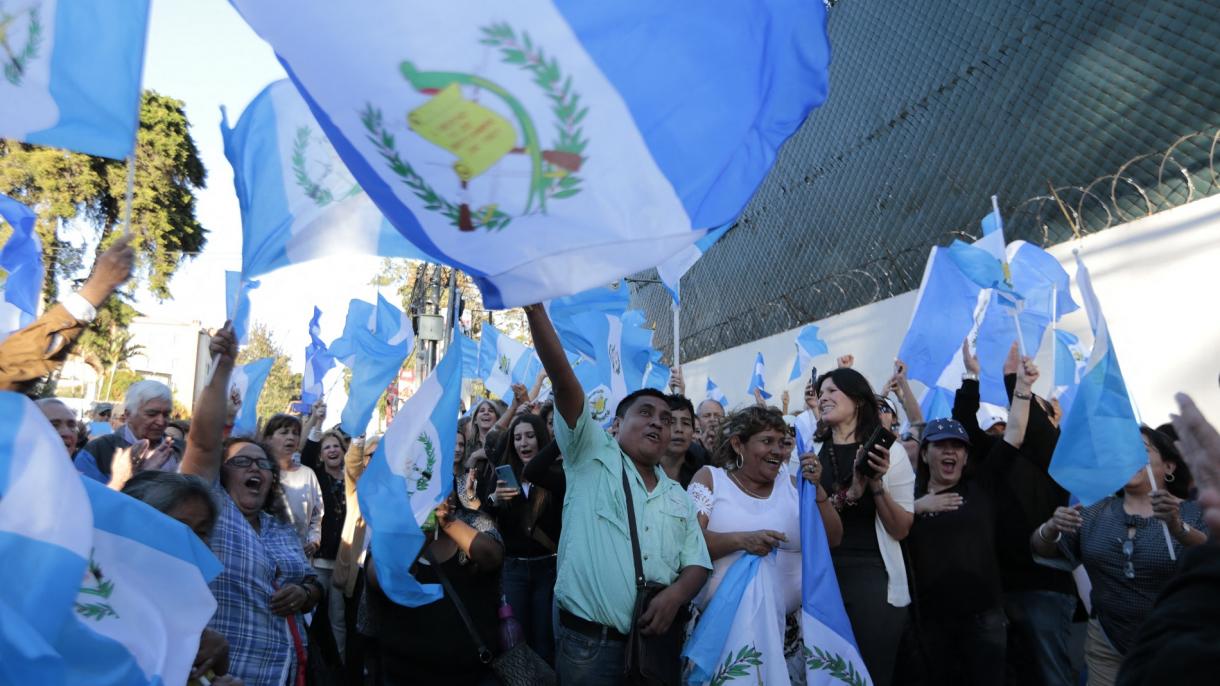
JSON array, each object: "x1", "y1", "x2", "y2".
[{"x1": 96, "y1": 329, "x2": 143, "y2": 401}]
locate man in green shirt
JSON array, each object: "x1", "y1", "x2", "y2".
[{"x1": 524, "y1": 304, "x2": 711, "y2": 686}]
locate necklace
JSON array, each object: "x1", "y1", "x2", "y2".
[{"x1": 728, "y1": 469, "x2": 770, "y2": 499}]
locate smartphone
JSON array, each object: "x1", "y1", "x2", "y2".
[
  {"x1": 857, "y1": 425, "x2": 897, "y2": 479},
  {"x1": 494, "y1": 464, "x2": 521, "y2": 491},
  {"x1": 290, "y1": 401, "x2": 311, "y2": 415}
]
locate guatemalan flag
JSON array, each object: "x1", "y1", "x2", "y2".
[
  {"x1": 228, "y1": 0, "x2": 831, "y2": 307},
  {"x1": 301, "y1": 306, "x2": 336, "y2": 408},
  {"x1": 222, "y1": 79, "x2": 429, "y2": 278},
  {"x1": 0, "y1": 392, "x2": 93, "y2": 684},
  {"x1": 477, "y1": 324, "x2": 537, "y2": 400},
  {"x1": 0, "y1": 393, "x2": 223, "y2": 685},
  {"x1": 330, "y1": 294, "x2": 414, "y2": 435},
  {"x1": 358, "y1": 333, "x2": 465, "y2": 606},
  {"x1": 748, "y1": 353, "x2": 772, "y2": 400},
  {"x1": 544, "y1": 280, "x2": 629, "y2": 360},
  {"x1": 799, "y1": 478, "x2": 870, "y2": 685},
  {"x1": 0, "y1": 192, "x2": 42, "y2": 341},
  {"x1": 1048, "y1": 254, "x2": 1146, "y2": 506},
  {"x1": 706, "y1": 378, "x2": 729, "y2": 409},
  {"x1": 59, "y1": 479, "x2": 222, "y2": 685},
  {"x1": 789, "y1": 324, "x2": 829, "y2": 383},
  {"x1": 228, "y1": 357, "x2": 275, "y2": 438},
  {"x1": 1052, "y1": 328, "x2": 1088, "y2": 419},
  {"x1": 657, "y1": 222, "x2": 733, "y2": 304},
  {"x1": 224, "y1": 270, "x2": 259, "y2": 345},
  {"x1": 0, "y1": 0, "x2": 151, "y2": 159}
]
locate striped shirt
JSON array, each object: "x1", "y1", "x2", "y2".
[{"x1": 208, "y1": 484, "x2": 315, "y2": 686}]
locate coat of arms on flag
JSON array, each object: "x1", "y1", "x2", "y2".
[
  {"x1": 0, "y1": 4, "x2": 43, "y2": 86},
  {"x1": 363, "y1": 22, "x2": 588, "y2": 232},
  {"x1": 292, "y1": 124, "x2": 362, "y2": 207}
]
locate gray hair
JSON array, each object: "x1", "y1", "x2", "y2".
[
  {"x1": 121, "y1": 471, "x2": 218, "y2": 535},
  {"x1": 123, "y1": 380, "x2": 173, "y2": 416}
]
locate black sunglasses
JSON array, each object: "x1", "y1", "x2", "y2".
[
  {"x1": 1119, "y1": 526, "x2": 1136, "y2": 580},
  {"x1": 226, "y1": 455, "x2": 274, "y2": 471}
]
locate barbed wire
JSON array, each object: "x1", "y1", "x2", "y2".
[{"x1": 641, "y1": 126, "x2": 1220, "y2": 363}]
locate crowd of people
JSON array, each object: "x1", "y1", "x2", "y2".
[{"x1": 2, "y1": 240, "x2": 1220, "y2": 686}]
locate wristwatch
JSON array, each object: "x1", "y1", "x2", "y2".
[
  {"x1": 961, "y1": 372, "x2": 979, "y2": 382},
  {"x1": 1175, "y1": 522, "x2": 1193, "y2": 538}
]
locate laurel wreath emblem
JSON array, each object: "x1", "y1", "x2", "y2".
[
  {"x1": 361, "y1": 22, "x2": 588, "y2": 232},
  {"x1": 1, "y1": 8, "x2": 42, "y2": 87},
  {"x1": 291, "y1": 125, "x2": 362, "y2": 208}
]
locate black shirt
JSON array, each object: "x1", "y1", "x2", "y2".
[
  {"x1": 820, "y1": 442, "x2": 882, "y2": 557},
  {"x1": 365, "y1": 548, "x2": 500, "y2": 685},
  {"x1": 300, "y1": 438, "x2": 346, "y2": 561},
  {"x1": 907, "y1": 441, "x2": 1019, "y2": 617},
  {"x1": 952, "y1": 378, "x2": 1075, "y2": 596}
]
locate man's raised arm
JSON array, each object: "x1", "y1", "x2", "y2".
[{"x1": 523, "y1": 304, "x2": 583, "y2": 429}]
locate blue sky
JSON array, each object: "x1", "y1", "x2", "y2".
[{"x1": 136, "y1": 0, "x2": 390, "y2": 377}]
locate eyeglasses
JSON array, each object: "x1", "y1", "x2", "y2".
[
  {"x1": 1119, "y1": 526, "x2": 1136, "y2": 580},
  {"x1": 226, "y1": 455, "x2": 274, "y2": 471}
]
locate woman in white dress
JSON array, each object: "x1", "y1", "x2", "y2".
[{"x1": 686, "y1": 406, "x2": 841, "y2": 685}]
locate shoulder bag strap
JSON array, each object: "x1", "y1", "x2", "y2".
[
  {"x1": 422, "y1": 548, "x2": 494, "y2": 664},
  {"x1": 525, "y1": 487, "x2": 558, "y2": 554},
  {"x1": 620, "y1": 454, "x2": 647, "y2": 590}
]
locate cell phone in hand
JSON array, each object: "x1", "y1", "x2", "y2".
[
  {"x1": 290, "y1": 401, "x2": 311, "y2": 415},
  {"x1": 856, "y1": 425, "x2": 896, "y2": 480},
  {"x1": 494, "y1": 464, "x2": 521, "y2": 491}
]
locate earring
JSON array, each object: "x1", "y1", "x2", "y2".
[
  {"x1": 1164, "y1": 472, "x2": 1176, "y2": 483},
  {"x1": 733, "y1": 452, "x2": 744, "y2": 470}
]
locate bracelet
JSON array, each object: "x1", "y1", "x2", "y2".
[
  {"x1": 871, "y1": 484, "x2": 887, "y2": 498},
  {"x1": 815, "y1": 487, "x2": 829, "y2": 504},
  {"x1": 961, "y1": 372, "x2": 979, "y2": 382},
  {"x1": 1014, "y1": 390, "x2": 1032, "y2": 400},
  {"x1": 1037, "y1": 523, "x2": 1061, "y2": 543}
]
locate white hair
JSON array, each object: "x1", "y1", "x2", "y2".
[{"x1": 123, "y1": 380, "x2": 173, "y2": 416}]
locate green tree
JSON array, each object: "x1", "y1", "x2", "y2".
[
  {"x1": 0, "y1": 90, "x2": 207, "y2": 302},
  {"x1": 238, "y1": 322, "x2": 303, "y2": 423}
]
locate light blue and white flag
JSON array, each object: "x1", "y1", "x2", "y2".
[
  {"x1": 0, "y1": 192, "x2": 42, "y2": 340},
  {"x1": 898, "y1": 246, "x2": 985, "y2": 393},
  {"x1": 1052, "y1": 329, "x2": 1088, "y2": 417},
  {"x1": 748, "y1": 353, "x2": 772, "y2": 400},
  {"x1": 222, "y1": 79, "x2": 428, "y2": 278},
  {"x1": 58, "y1": 478, "x2": 222, "y2": 685},
  {"x1": 0, "y1": 0, "x2": 151, "y2": 159},
  {"x1": 789, "y1": 324, "x2": 829, "y2": 383},
  {"x1": 0, "y1": 392, "x2": 93, "y2": 684},
  {"x1": 657, "y1": 222, "x2": 733, "y2": 304},
  {"x1": 452, "y1": 329, "x2": 481, "y2": 379},
  {"x1": 478, "y1": 324, "x2": 535, "y2": 400},
  {"x1": 224, "y1": 270, "x2": 260, "y2": 345},
  {"x1": 1048, "y1": 254, "x2": 1146, "y2": 505},
  {"x1": 330, "y1": 294, "x2": 414, "y2": 435},
  {"x1": 230, "y1": 0, "x2": 831, "y2": 307},
  {"x1": 799, "y1": 477, "x2": 869, "y2": 685},
  {"x1": 358, "y1": 334, "x2": 465, "y2": 606},
  {"x1": 683, "y1": 553, "x2": 789, "y2": 686},
  {"x1": 641, "y1": 360, "x2": 669, "y2": 391},
  {"x1": 706, "y1": 378, "x2": 729, "y2": 410},
  {"x1": 545, "y1": 280, "x2": 630, "y2": 360},
  {"x1": 301, "y1": 306, "x2": 335, "y2": 408},
  {"x1": 228, "y1": 358, "x2": 275, "y2": 437}
]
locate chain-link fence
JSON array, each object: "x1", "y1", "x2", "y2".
[{"x1": 630, "y1": 0, "x2": 1220, "y2": 364}]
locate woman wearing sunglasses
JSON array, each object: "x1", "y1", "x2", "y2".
[
  {"x1": 181, "y1": 324, "x2": 321, "y2": 686},
  {"x1": 1031, "y1": 425, "x2": 1206, "y2": 685}
]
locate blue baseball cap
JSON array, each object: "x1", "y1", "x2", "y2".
[{"x1": 921, "y1": 418, "x2": 971, "y2": 447}]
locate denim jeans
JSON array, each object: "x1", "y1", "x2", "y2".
[
  {"x1": 502, "y1": 555, "x2": 558, "y2": 663},
  {"x1": 555, "y1": 623, "x2": 626, "y2": 686},
  {"x1": 922, "y1": 606, "x2": 1008, "y2": 685},
  {"x1": 1004, "y1": 590, "x2": 1077, "y2": 686}
]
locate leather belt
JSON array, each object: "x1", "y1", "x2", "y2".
[{"x1": 559, "y1": 609, "x2": 629, "y2": 642}]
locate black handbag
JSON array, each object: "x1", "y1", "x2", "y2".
[
  {"x1": 620, "y1": 458, "x2": 688, "y2": 686},
  {"x1": 423, "y1": 549, "x2": 557, "y2": 686}
]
